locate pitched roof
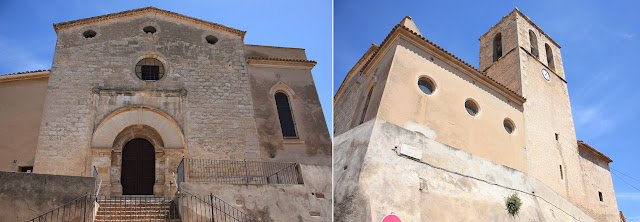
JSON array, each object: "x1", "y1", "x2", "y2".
[
  {"x1": 53, "y1": 7, "x2": 246, "y2": 40},
  {"x1": 349, "y1": 17, "x2": 526, "y2": 105},
  {"x1": 0, "y1": 70, "x2": 50, "y2": 82},
  {"x1": 578, "y1": 140, "x2": 613, "y2": 163}
]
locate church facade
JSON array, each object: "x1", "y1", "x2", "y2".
[
  {"x1": 0, "y1": 6, "x2": 331, "y2": 199},
  {"x1": 334, "y1": 8, "x2": 621, "y2": 222}
]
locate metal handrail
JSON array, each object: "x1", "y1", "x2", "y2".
[
  {"x1": 26, "y1": 194, "x2": 95, "y2": 222},
  {"x1": 178, "y1": 158, "x2": 303, "y2": 185},
  {"x1": 180, "y1": 191, "x2": 258, "y2": 222}
]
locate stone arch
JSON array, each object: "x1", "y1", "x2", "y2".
[
  {"x1": 112, "y1": 124, "x2": 165, "y2": 151},
  {"x1": 269, "y1": 81, "x2": 296, "y2": 99},
  {"x1": 91, "y1": 106, "x2": 185, "y2": 150}
]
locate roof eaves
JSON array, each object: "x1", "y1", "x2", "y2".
[{"x1": 53, "y1": 7, "x2": 247, "y2": 40}]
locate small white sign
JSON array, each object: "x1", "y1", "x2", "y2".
[{"x1": 399, "y1": 144, "x2": 422, "y2": 160}]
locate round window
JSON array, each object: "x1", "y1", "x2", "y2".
[
  {"x1": 504, "y1": 118, "x2": 515, "y2": 134},
  {"x1": 417, "y1": 77, "x2": 435, "y2": 95},
  {"x1": 143, "y1": 26, "x2": 157, "y2": 34},
  {"x1": 465, "y1": 99, "x2": 479, "y2": 116},
  {"x1": 135, "y1": 58, "x2": 165, "y2": 81},
  {"x1": 205, "y1": 35, "x2": 219, "y2": 45},
  {"x1": 83, "y1": 30, "x2": 96, "y2": 38}
]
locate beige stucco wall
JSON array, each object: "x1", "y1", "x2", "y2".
[
  {"x1": 0, "y1": 76, "x2": 48, "y2": 172},
  {"x1": 334, "y1": 119, "x2": 598, "y2": 222},
  {"x1": 245, "y1": 45, "x2": 332, "y2": 166},
  {"x1": 578, "y1": 146, "x2": 620, "y2": 222},
  {"x1": 181, "y1": 164, "x2": 331, "y2": 222},
  {"x1": 378, "y1": 38, "x2": 527, "y2": 172}
]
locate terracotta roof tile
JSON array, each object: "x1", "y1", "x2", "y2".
[{"x1": 359, "y1": 23, "x2": 525, "y2": 102}]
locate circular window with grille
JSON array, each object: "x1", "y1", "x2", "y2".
[{"x1": 135, "y1": 58, "x2": 165, "y2": 81}]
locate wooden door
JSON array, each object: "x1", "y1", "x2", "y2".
[{"x1": 121, "y1": 138, "x2": 155, "y2": 195}]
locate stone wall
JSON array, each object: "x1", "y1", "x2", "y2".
[
  {"x1": 181, "y1": 164, "x2": 331, "y2": 222},
  {"x1": 245, "y1": 45, "x2": 332, "y2": 166},
  {"x1": 0, "y1": 171, "x2": 95, "y2": 222},
  {"x1": 0, "y1": 75, "x2": 48, "y2": 172},
  {"x1": 34, "y1": 13, "x2": 260, "y2": 179},
  {"x1": 334, "y1": 119, "x2": 598, "y2": 222}
]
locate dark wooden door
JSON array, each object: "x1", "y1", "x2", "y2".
[{"x1": 121, "y1": 138, "x2": 155, "y2": 195}]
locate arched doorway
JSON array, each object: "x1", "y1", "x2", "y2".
[{"x1": 121, "y1": 138, "x2": 155, "y2": 195}]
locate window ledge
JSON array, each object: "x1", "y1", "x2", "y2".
[{"x1": 283, "y1": 138, "x2": 305, "y2": 144}]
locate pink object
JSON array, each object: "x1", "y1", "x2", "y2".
[{"x1": 381, "y1": 214, "x2": 401, "y2": 222}]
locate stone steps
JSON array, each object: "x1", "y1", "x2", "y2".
[{"x1": 94, "y1": 196, "x2": 180, "y2": 222}]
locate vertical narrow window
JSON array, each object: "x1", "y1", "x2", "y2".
[
  {"x1": 599, "y1": 192, "x2": 603, "y2": 202},
  {"x1": 275, "y1": 92, "x2": 297, "y2": 138},
  {"x1": 493, "y1": 33, "x2": 503, "y2": 62},
  {"x1": 555, "y1": 133, "x2": 559, "y2": 140},
  {"x1": 529, "y1": 30, "x2": 539, "y2": 58},
  {"x1": 359, "y1": 87, "x2": 374, "y2": 125},
  {"x1": 545, "y1": 44, "x2": 555, "y2": 70},
  {"x1": 559, "y1": 165, "x2": 563, "y2": 179}
]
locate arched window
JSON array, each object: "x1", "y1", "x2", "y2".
[
  {"x1": 359, "y1": 87, "x2": 374, "y2": 125},
  {"x1": 493, "y1": 33, "x2": 502, "y2": 62},
  {"x1": 545, "y1": 44, "x2": 555, "y2": 70},
  {"x1": 275, "y1": 92, "x2": 297, "y2": 138},
  {"x1": 529, "y1": 30, "x2": 539, "y2": 58}
]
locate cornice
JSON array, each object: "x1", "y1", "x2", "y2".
[
  {"x1": 358, "y1": 24, "x2": 526, "y2": 105},
  {"x1": 479, "y1": 8, "x2": 561, "y2": 49},
  {"x1": 246, "y1": 57, "x2": 316, "y2": 70},
  {"x1": 578, "y1": 140, "x2": 613, "y2": 163},
  {"x1": 53, "y1": 7, "x2": 246, "y2": 40},
  {"x1": 0, "y1": 70, "x2": 50, "y2": 83},
  {"x1": 333, "y1": 44, "x2": 379, "y2": 101}
]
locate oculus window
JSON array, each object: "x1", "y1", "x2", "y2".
[{"x1": 135, "y1": 58, "x2": 165, "y2": 81}]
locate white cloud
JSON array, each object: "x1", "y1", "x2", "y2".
[
  {"x1": 616, "y1": 192, "x2": 640, "y2": 201},
  {"x1": 617, "y1": 32, "x2": 636, "y2": 39}
]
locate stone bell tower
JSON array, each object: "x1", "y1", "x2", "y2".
[{"x1": 478, "y1": 8, "x2": 585, "y2": 207}]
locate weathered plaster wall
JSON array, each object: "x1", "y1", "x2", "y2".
[
  {"x1": 334, "y1": 119, "x2": 598, "y2": 222},
  {"x1": 379, "y1": 39, "x2": 527, "y2": 172},
  {"x1": 246, "y1": 45, "x2": 332, "y2": 166},
  {"x1": 578, "y1": 147, "x2": 620, "y2": 222},
  {"x1": 182, "y1": 164, "x2": 331, "y2": 222},
  {"x1": 0, "y1": 171, "x2": 95, "y2": 222},
  {"x1": 0, "y1": 76, "x2": 48, "y2": 172},
  {"x1": 333, "y1": 44, "x2": 396, "y2": 136},
  {"x1": 34, "y1": 13, "x2": 261, "y2": 179}
]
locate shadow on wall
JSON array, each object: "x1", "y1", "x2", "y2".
[{"x1": 0, "y1": 171, "x2": 95, "y2": 221}]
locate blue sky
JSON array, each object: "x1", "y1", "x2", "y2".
[
  {"x1": 0, "y1": 0, "x2": 332, "y2": 133},
  {"x1": 335, "y1": 0, "x2": 640, "y2": 219}
]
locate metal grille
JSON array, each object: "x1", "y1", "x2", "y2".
[
  {"x1": 27, "y1": 193, "x2": 257, "y2": 222},
  {"x1": 180, "y1": 158, "x2": 303, "y2": 185},
  {"x1": 135, "y1": 58, "x2": 164, "y2": 81},
  {"x1": 27, "y1": 194, "x2": 96, "y2": 222}
]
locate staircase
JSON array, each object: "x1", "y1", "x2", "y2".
[{"x1": 95, "y1": 196, "x2": 180, "y2": 222}]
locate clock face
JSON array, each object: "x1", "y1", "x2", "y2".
[{"x1": 541, "y1": 68, "x2": 550, "y2": 81}]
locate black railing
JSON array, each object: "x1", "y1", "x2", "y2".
[
  {"x1": 27, "y1": 194, "x2": 96, "y2": 222},
  {"x1": 28, "y1": 193, "x2": 257, "y2": 222},
  {"x1": 179, "y1": 158, "x2": 303, "y2": 185},
  {"x1": 178, "y1": 191, "x2": 257, "y2": 222}
]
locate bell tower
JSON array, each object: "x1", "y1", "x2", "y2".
[{"x1": 478, "y1": 8, "x2": 585, "y2": 207}]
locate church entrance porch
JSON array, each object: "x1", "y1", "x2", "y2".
[{"x1": 121, "y1": 138, "x2": 155, "y2": 195}]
